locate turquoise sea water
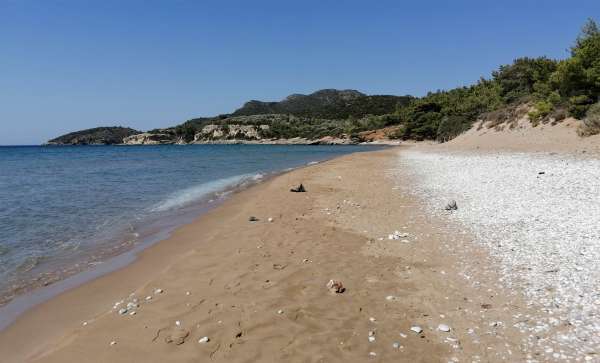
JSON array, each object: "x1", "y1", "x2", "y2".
[{"x1": 0, "y1": 144, "x2": 379, "y2": 304}]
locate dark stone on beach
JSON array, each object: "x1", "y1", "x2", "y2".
[
  {"x1": 290, "y1": 184, "x2": 306, "y2": 192},
  {"x1": 444, "y1": 200, "x2": 458, "y2": 211},
  {"x1": 538, "y1": 171, "x2": 545, "y2": 175},
  {"x1": 249, "y1": 216, "x2": 259, "y2": 222}
]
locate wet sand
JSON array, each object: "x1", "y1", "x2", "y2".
[{"x1": 0, "y1": 147, "x2": 530, "y2": 362}]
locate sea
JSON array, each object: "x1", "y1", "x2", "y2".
[{"x1": 0, "y1": 144, "x2": 380, "y2": 314}]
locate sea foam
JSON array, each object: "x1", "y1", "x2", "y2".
[{"x1": 151, "y1": 173, "x2": 264, "y2": 212}]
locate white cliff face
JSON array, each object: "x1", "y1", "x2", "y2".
[
  {"x1": 121, "y1": 123, "x2": 355, "y2": 145},
  {"x1": 194, "y1": 124, "x2": 270, "y2": 142},
  {"x1": 122, "y1": 132, "x2": 176, "y2": 145}
]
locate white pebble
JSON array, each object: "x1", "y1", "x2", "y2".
[
  {"x1": 110, "y1": 341, "x2": 117, "y2": 346},
  {"x1": 392, "y1": 342, "x2": 400, "y2": 349},
  {"x1": 154, "y1": 288, "x2": 163, "y2": 294},
  {"x1": 411, "y1": 326, "x2": 423, "y2": 334},
  {"x1": 175, "y1": 320, "x2": 181, "y2": 326},
  {"x1": 438, "y1": 324, "x2": 451, "y2": 332},
  {"x1": 118, "y1": 308, "x2": 128, "y2": 315},
  {"x1": 198, "y1": 336, "x2": 210, "y2": 343}
]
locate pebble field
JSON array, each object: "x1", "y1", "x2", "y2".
[{"x1": 399, "y1": 150, "x2": 600, "y2": 361}]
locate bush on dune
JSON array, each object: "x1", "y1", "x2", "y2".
[{"x1": 578, "y1": 102, "x2": 600, "y2": 136}]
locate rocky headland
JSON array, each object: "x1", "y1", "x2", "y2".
[{"x1": 45, "y1": 89, "x2": 411, "y2": 146}]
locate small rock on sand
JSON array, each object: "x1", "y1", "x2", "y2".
[
  {"x1": 444, "y1": 200, "x2": 458, "y2": 211},
  {"x1": 392, "y1": 342, "x2": 400, "y2": 349},
  {"x1": 411, "y1": 326, "x2": 423, "y2": 334},
  {"x1": 248, "y1": 216, "x2": 259, "y2": 222},
  {"x1": 290, "y1": 184, "x2": 306, "y2": 192},
  {"x1": 118, "y1": 308, "x2": 128, "y2": 315},
  {"x1": 326, "y1": 279, "x2": 345, "y2": 293},
  {"x1": 154, "y1": 288, "x2": 163, "y2": 294},
  {"x1": 110, "y1": 341, "x2": 117, "y2": 346},
  {"x1": 438, "y1": 324, "x2": 450, "y2": 332},
  {"x1": 198, "y1": 336, "x2": 210, "y2": 344}
]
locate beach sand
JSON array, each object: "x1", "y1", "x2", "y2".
[{"x1": 0, "y1": 147, "x2": 532, "y2": 362}]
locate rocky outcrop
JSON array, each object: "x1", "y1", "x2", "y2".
[
  {"x1": 46, "y1": 127, "x2": 140, "y2": 145},
  {"x1": 194, "y1": 124, "x2": 270, "y2": 142},
  {"x1": 191, "y1": 135, "x2": 357, "y2": 145},
  {"x1": 46, "y1": 89, "x2": 409, "y2": 146},
  {"x1": 122, "y1": 131, "x2": 178, "y2": 145}
]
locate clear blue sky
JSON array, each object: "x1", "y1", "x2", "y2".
[{"x1": 1, "y1": 0, "x2": 598, "y2": 145}]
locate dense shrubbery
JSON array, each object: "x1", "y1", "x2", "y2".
[
  {"x1": 232, "y1": 89, "x2": 412, "y2": 119},
  {"x1": 398, "y1": 18, "x2": 600, "y2": 140}
]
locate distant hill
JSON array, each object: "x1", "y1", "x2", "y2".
[
  {"x1": 232, "y1": 89, "x2": 412, "y2": 119},
  {"x1": 46, "y1": 127, "x2": 140, "y2": 145}
]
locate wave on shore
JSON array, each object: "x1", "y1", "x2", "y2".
[{"x1": 151, "y1": 173, "x2": 264, "y2": 212}]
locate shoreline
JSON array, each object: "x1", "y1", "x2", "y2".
[
  {"x1": 0, "y1": 148, "x2": 372, "y2": 331},
  {"x1": 0, "y1": 146, "x2": 534, "y2": 362}
]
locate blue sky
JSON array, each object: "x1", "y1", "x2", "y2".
[{"x1": 0, "y1": 0, "x2": 598, "y2": 145}]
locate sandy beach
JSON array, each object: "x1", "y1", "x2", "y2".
[
  {"x1": 1, "y1": 128, "x2": 598, "y2": 362},
  {"x1": 0, "y1": 146, "x2": 531, "y2": 363}
]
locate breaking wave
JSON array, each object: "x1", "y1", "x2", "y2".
[{"x1": 151, "y1": 173, "x2": 264, "y2": 212}]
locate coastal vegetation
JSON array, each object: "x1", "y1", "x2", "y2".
[
  {"x1": 48, "y1": 19, "x2": 600, "y2": 145},
  {"x1": 398, "y1": 18, "x2": 600, "y2": 140},
  {"x1": 46, "y1": 127, "x2": 140, "y2": 145}
]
